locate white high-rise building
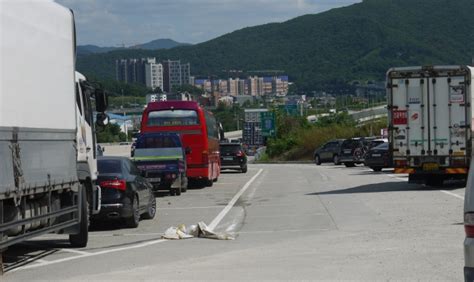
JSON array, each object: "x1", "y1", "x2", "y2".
[{"x1": 145, "y1": 59, "x2": 164, "y2": 91}]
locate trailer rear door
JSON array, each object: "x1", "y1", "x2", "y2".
[{"x1": 389, "y1": 67, "x2": 470, "y2": 162}]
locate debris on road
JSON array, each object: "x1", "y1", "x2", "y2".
[{"x1": 162, "y1": 222, "x2": 235, "y2": 240}]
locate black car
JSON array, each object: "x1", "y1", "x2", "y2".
[
  {"x1": 94, "y1": 157, "x2": 156, "y2": 228},
  {"x1": 220, "y1": 143, "x2": 248, "y2": 173},
  {"x1": 339, "y1": 138, "x2": 370, "y2": 167},
  {"x1": 313, "y1": 139, "x2": 344, "y2": 165},
  {"x1": 364, "y1": 142, "x2": 391, "y2": 172}
]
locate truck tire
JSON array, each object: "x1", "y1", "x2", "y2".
[
  {"x1": 69, "y1": 186, "x2": 89, "y2": 248},
  {"x1": 344, "y1": 162, "x2": 355, "y2": 168},
  {"x1": 125, "y1": 196, "x2": 140, "y2": 228},
  {"x1": 205, "y1": 178, "x2": 213, "y2": 187},
  {"x1": 425, "y1": 176, "x2": 444, "y2": 187},
  {"x1": 371, "y1": 167, "x2": 382, "y2": 172}
]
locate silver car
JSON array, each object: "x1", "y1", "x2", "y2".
[{"x1": 464, "y1": 163, "x2": 474, "y2": 280}]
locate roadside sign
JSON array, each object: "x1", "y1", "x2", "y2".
[{"x1": 260, "y1": 111, "x2": 276, "y2": 137}]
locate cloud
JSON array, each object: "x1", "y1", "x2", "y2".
[{"x1": 55, "y1": 0, "x2": 361, "y2": 46}]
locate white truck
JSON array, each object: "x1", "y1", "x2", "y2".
[
  {"x1": 0, "y1": 0, "x2": 108, "y2": 261},
  {"x1": 387, "y1": 65, "x2": 474, "y2": 186}
]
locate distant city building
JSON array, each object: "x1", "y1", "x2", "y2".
[
  {"x1": 116, "y1": 58, "x2": 191, "y2": 92},
  {"x1": 144, "y1": 58, "x2": 163, "y2": 91}
]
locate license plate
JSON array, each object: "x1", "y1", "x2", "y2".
[
  {"x1": 344, "y1": 149, "x2": 352, "y2": 154},
  {"x1": 147, "y1": 178, "x2": 161, "y2": 183},
  {"x1": 423, "y1": 163, "x2": 439, "y2": 171},
  {"x1": 372, "y1": 154, "x2": 381, "y2": 157},
  {"x1": 223, "y1": 157, "x2": 234, "y2": 161}
]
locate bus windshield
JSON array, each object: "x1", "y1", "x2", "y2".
[{"x1": 147, "y1": 110, "x2": 199, "y2": 126}]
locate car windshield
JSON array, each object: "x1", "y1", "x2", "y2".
[{"x1": 98, "y1": 160, "x2": 122, "y2": 174}]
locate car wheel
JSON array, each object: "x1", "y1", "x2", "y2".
[
  {"x1": 314, "y1": 155, "x2": 321, "y2": 165},
  {"x1": 333, "y1": 155, "x2": 340, "y2": 165},
  {"x1": 142, "y1": 195, "x2": 156, "y2": 220},
  {"x1": 241, "y1": 165, "x2": 248, "y2": 173},
  {"x1": 344, "y1": 162, "x2": 355, "y2": 167},
  {"x1": 125, "y1": 196, "x2": 140, "y2": 228},
  {"x1": 371, "y1": 167, "x2": 382, "y2": 172}
]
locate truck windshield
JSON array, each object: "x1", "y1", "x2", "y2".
[{"x1": 147, "y1": 110, "x2": 199, "y2": 126}]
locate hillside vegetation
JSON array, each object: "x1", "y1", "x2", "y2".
[{"x1": 77, "y1": 0, "x2": 474, "y2": 91}]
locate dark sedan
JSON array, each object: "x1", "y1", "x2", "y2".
[
  {"x1": 93, "y1": 157, "x2": 156, "y2": 228},
  {"x1": 220, "y1": 143, "x2": 248, "y2": 173},
  {"x1": 364, "y1": 142, "x2": 391, "y2": 172}
]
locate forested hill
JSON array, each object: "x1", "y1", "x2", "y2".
[{"x1": 77, "y1": 0, "x2": 474, "y2": 91}]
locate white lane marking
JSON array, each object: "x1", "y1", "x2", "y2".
[
  {"x1": 208, "y1": 168, "x2": 264, "y2": 231},
  {"x1": 387, "y1": 174, "x2": 408, "y2": 181},
  {"x1": 158, "y1": 206, "x2": 222, "y2": 210},
  {"x1": 440, "y1": 190, "x2": 464, "y2": 200},
  {"x1": 12, "y1": 239, "x2": 168, "y2": 272},
  {"x1": 60, "y1": 248, "x2": 90, "y2": 255}
]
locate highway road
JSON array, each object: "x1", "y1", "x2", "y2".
[{"x1": 3, "y1": 163, "x2": 465, "y2": 280}]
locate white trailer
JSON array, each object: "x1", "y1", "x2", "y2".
[
  {"x1": 0, "y1": 0, "x2": 108, "y2": 261},
  {"x1": 387, "y1": 65, "x2": 474, "y2": 186}
]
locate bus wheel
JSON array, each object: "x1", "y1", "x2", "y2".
[{"x1": 205, "y1": 178, "x2": 213, "y2": 187}]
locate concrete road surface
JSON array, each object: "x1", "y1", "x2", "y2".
[{"x1": 3, "y1": 164, "x2": 464, "y2": 280}]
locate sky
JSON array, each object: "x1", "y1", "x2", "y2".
[{"x1": 56, "y1": 0, "x2": 361, "y2": 47}]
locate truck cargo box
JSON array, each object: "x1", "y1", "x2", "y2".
[{"x1": 387, "y1": 65, "x2": 474, "y2": 180}]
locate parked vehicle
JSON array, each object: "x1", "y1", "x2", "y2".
[
  {"x1": 133, "y1": 133, "x2": 187, "y2": 196},
  {"x1": 364, "y1": 142, "x2": 391, "y2": 171},
  {"x1": 339, "y1": 138, "x2": 370, "y2": 167},
  {"x1": 94, "y1": 157, "x2": 156, "y2": 228},
  {"x1": 313, "y1": 139, "x2": 344, "y2": 165},
  {"x1": 464, "y1": 159, "x2": 474, "y2": 280},
  {"x1": 140, "y1": 101, "x2": 220, "y2": 187},
  {"x1": 387, "y1": 65, "x2": 474, "y2": 186},
  {"x1": 0, "y1": 1, "x2": 108, "y2": 251},
  {"x1": 220, "y1": 143, "x2": 248, "y2": 173}
]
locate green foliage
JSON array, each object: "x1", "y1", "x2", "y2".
[
  {"x1": 88, "y1": 76, "x2": 152, "y2": 97},
  {"x1": 97, "y1": 123, "x2": 127, "y2": 143},
  {"x1": 211, "y1": 102, "x2": 243, "y2": 132},
  {"x1": 108, "y1": 96, "x2": 146, "y2": 109},
  {"x1": 266, "y1": 112, "x2": 387, "y2": 160},
  {"x1": 77, "y1": 0, "x2": 474, "y2": 92}
]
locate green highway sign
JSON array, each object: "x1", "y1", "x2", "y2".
[{"x1": 260, "y1": 111, "x2": 276, "y2": 137}]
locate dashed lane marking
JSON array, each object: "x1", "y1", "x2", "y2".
[{"x1": 440, "y1": 190, "x2": 464, "y2": 200}]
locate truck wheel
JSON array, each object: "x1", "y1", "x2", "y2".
[
  {"x1": 371, "y1": 167, "x2": 382, "y2": 172},
  {"x1": 344, "y1": 162, "x2": 355, "y2": 168},
  {"x1": 314, "y1": 155, "x2": 321, "y2": 165},
  {"x1": 125, "y1": 196, "x2": 140, "y2": 228},
  {"x1": 69, "y1": 186, "x2": 89, "y2": 248},
  {"x1": 142, "y1": 195, "x2": 156, "y2": 220}
]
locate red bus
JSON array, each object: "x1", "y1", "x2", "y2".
[{"x1": 140, "y1": 101, "x2": 220, "y2": 186}]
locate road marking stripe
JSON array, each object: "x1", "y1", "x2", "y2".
[
  {"x1": 12, "y1": 239, "x2": 168, "y2": 272},
  {"x1": 208, "y1": 168, "x2": 264, "y2": 231},
  {"x1": 440, "y1": 190, "x2": 464, "y2": 200},
  {"x1": 158, "y1": 206, "x2": 223, "y2": 210},
  {"x1": 60, "y1": 248, "x2": 90, "y2": 255}
]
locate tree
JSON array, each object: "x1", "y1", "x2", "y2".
[{"x1": 97, "y1": 123, "x2": 127, "y2": 143}]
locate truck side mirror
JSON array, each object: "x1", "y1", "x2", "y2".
[
  {"x1": 95, "y1": 89, "x2": 108, "y2": 112},
  {"x1": 96, "y1": 113, "x2": 109, "y2": 127}
]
